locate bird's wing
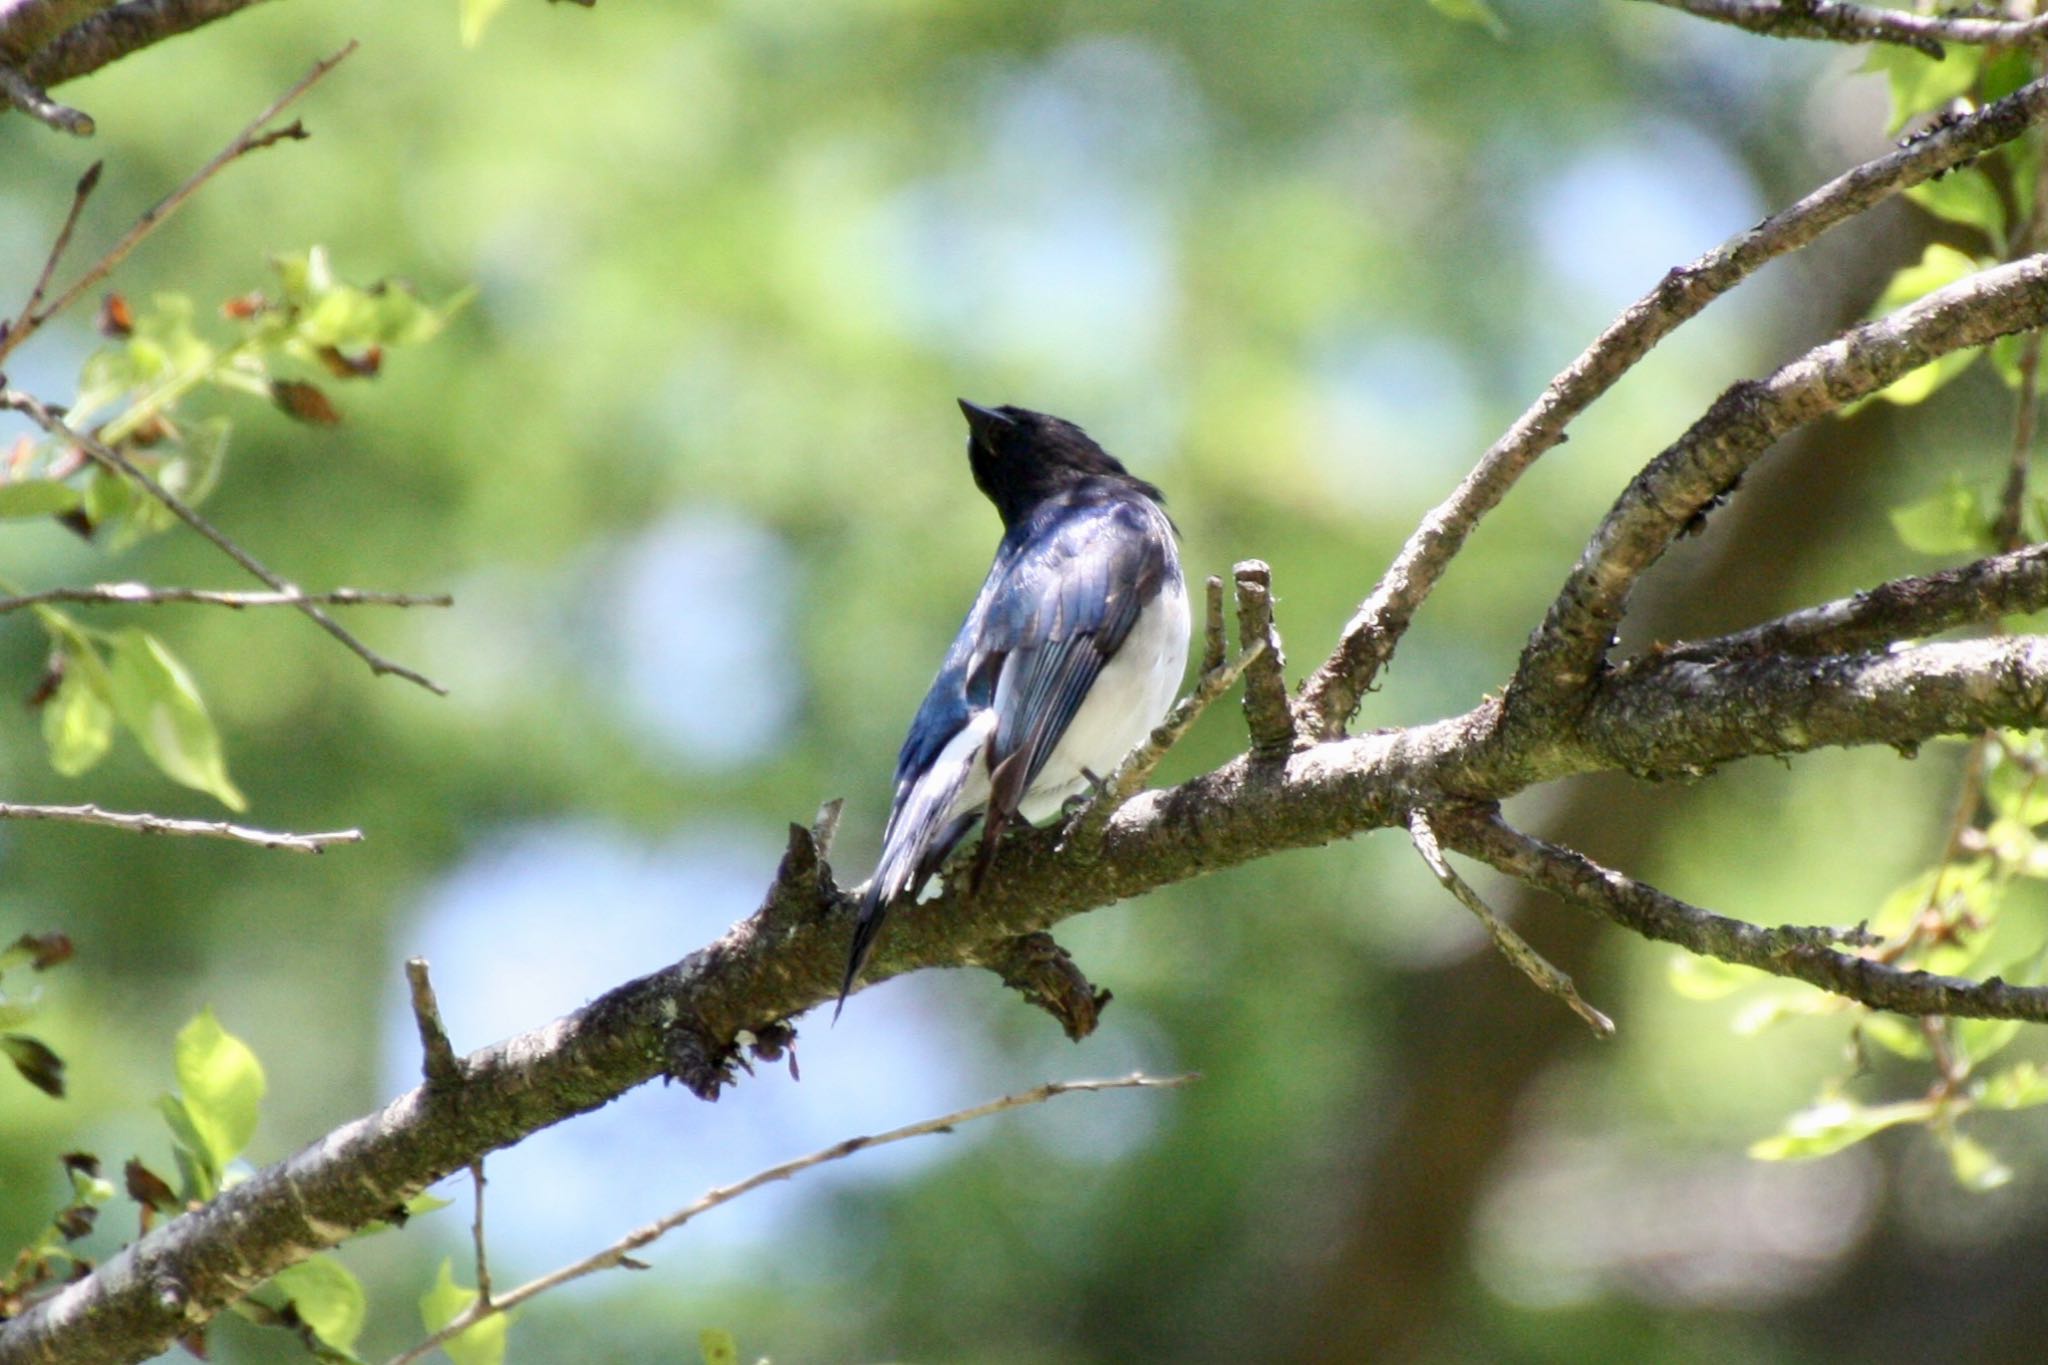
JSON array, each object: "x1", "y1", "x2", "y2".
[{"x1": 973, "y1": 498, "x2": 1170, "y2": 863}]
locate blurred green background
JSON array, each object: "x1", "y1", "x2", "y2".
[{"x1": 4, "y1": 1, "x2": 2047, "y2": 1361}]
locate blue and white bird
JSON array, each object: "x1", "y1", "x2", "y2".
[{"x1": 839, "y1": 401, "x2": 1190, "y2": 1012}]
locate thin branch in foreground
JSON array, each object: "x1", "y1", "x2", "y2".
[
  {"x1": 1296, "y1": 72, "x2": 2048, "y2": 738},
  {"x1": 1435, "y1": 806, "x2": 2048, "y2": 1023},
  {"x1": 0, "y1": 583, "x2": 453, "y2": 614},
  {"x1": 0, "y1": 801, "x2": 360, "y2": 852},
  {"x1": 383, "y1": 1072, "x2": 1198, "y2": 1365},
  {"x1": 1638, "y1": 0, "x2": 2048, "y2": 55},
  {"x1": 1407, "y1": 808, "x2": 1614, "y2": 1039},
  {"x1": 0, "y1": 391, "x2": 448, "y2": 694},
  {"x1": 0, "y1": 40, "x2": 352, "y2": 366},
  {"x1": 0, "y1": 58, "x2": 90, "y2": 134}
]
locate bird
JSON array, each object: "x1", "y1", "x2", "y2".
[{"x1": 837, "y1": 400, "x2": 1190, "y2": 1015}]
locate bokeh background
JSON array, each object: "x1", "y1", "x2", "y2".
[{"x1": 3, "y1": 1, "x2": 2047, "y2": 1361}]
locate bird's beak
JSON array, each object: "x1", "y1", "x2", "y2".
[{"x1": 957, "y1": 399, "x2": 1012, "y2": 438}]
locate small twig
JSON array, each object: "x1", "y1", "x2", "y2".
[
  {"x1": 1200, "y1": 574, "x2": 1225, "y2": 675},
  {"x1": 1407, "y1": 808, "x2": 1614, "y2": 1039},
  {"x1": 0, "y1": 390, "x2": 448, "y2": 694},
  {"x1": 403, "y1": 958, "x2": 461, "y2": 1088},
  {"x1": 0, "y1": 59, "x2": 91, "y2": 134},
  {"x1": 1062, "y1": 635, "x2": 1266, "y2": 848},
  {"x1": 809, "y1": 796, "x2": 844, "y2": 863},
  {"x1": 0, "y1": 41, "x2": 354, "y2": 366},
  {"x1": 1637, "y1": 0, "x2": 2048, "y2": 55},
  {"x1": 4, "y1": 159, "x2": 99, "y2": 349},
  {"x1": 0, "y1": 584, "x2": 453, "y2": 615},
  {"x1": 468, "y1": 1161, "x2": 491, "y2": 1307},
  {"x1": 382, "y1": 1073, "x2": 1197, "y2": 1365},
  {"x1": 0, "y1": 801, "x2": 359, "y2": 852},
  {"x1": 1233, "y1": 561, "x2": 1295, "y2": 758}
]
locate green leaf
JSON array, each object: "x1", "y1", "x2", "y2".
[
  {"x1": 1874, "y1": 243, "x2": 1982, "y2": 315},
  {"x1": 1888, "y1": 479, "x2": 1995, "y2": 556},
  {"x1": 1904, "y1": 167, "x2": 2006, "y2": 245},
  {"x1": 274, "y1": 1256, "x2": 368, "y2": 1352},
  {"x1": 1940, "y1": 1130, "x2": 2013, "y2": 1191},
  {"x1": 420, "y1": 1260, "x2": 509, "y2": 1365},
  {"x1": 1749, "y1": 1097, "x2": 1935, "y2": 1160},
  {"x1": 1978, "y1": 1061, "x2": 2048, "y2": 1110},
  {"x1": 1863, "y1": 44, "x2": 1983, "y2": 134},
  {"x1": 0, "y1": 480, "x2": 82, "y2": 518},
  {"x1": 1989, "y1": 332, "x2": 2033, "y2": 390},
  {"x1": 106, "y1": 628, "x2": 246, "y2": 810},
  {"x1": 1871, "y1": 347, "x2": 1981, "y2": 407},
  {"x1": 41, "y1": 668, "x2": 114, "y2": 777},
  {"x1": 1666, "y1": 952, "x2": 1757, "y2": 1001},
  {"x1": 173, "y1": 1008, "x2": 265, "y2": 1172},
  {"x1": 1426, "y1": 0, "x2": 1507, "y2": 40},
  {"x1": 1858, "y1": 1013, "x2": 1931, "y2": 1061},
  {"x1": 700, "y1": 1328, "x2": 740, "y2": 1365},
  {"x1": 459, "y1": 0, "x2": 511, "y2": 47}
]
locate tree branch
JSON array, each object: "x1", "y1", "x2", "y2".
[
  {"x1": 0, "y1": 3, "x2": 118, "y2": 61},
  {"x1": 1659, "y1": 543, "x2": 2048, "y2": 663},
  {"x1": 0, "y1": 584, "x2": 453, "y2": 615},
  {"x1": 17, "y1": 0, "x2": 282, "y2": 96},
  {"x1": 0, "y1": 57, "x2": 88, "y2": 133},
  {"x1": 1635, "y1": 0, "x2": 2048, "y2": 55},
  {"x1": 1296, "y1": 73, "x2": 2048, "y2": 737},
  {"x1": 0, "y1": 391, "x2": 448, "y2": 695},
  {"x1": 0, "y1": 802, "x2": 359, "y2": 852},
  {"x1": 1434, "y1": 805, "x2": 2048, "y2": 1022},
  {"x1": 1511, "y1": 252, "x2": 2048, "y2": 713}
]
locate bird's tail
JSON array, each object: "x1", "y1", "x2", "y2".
[{"x1": 836, "y1": 720, "x2": 991, "y2": 1019}]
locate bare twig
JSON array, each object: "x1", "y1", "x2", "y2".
[
  {"x1": 1407, "y1": 808, "x2": 1614, "y2": 1038},
  {"x1": 403, "y1": 958, "x2": 461, "y2": 1089},
  {"x1": 1200, "y1": 573, "x2": 1226, "y2": 674},
  {"x1": 1233, "y1": 561, "x2": 1295, "y2": 758},
  {"x1": 0, "y1": 584, "x2": 452, "y2": 615},
  {"x1": 468, "y1": 1161, "x2": 491, "y2": 1307},
  {"x1": 1653, "y1": 543, "x2": 2048, "y2": 663},
  {"x1": 4, "y1": 159, "x2": 99, "y2": 348},
  {"x1": 0, "y1": 58, "x2": 89, "y2": 133},
  {"x1": 382, "y1": 1073, "x2": 1197, "y2": 1365},
  {"x1": 1636, "y1": 0, "x2": 2048, "y2": 55},
  {"x1": 0, "y1": 391, "x2": 448, "y2": 694},
  {"x1": 809, "y1": 796, "x2": 844, "y2": 863},
  {"x1": 0, "y1": 801, "x2": 359, "y2": 852},
  {"x1": 0, "y1": 40, "x2": 352, "y2": 366},
  {"x1": 1511, "y1": 252, "x2": 2048, "y2": 712},
  {"x1": 1435, "y1": 806, "x2": 2048, "y2": 1023},
  {"x1": 1298, "y1": 73, "x2": 2048, "y2": 737}
]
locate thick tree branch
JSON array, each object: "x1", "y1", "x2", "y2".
[
  {"x1": 1435, "y1": 806, "x2": 2048, "y2": 1022},
  {"x1": 16, "y1": 0, "x2": 282, "y2": 96},
  {"x1": 1637, "y1": 0, "x2": 2048, "y2": 55},
  {"x1": 1297, "y1": 74, "x2": 2048, "y2": 737},
  {"x1": 1512, "y1": 252, "x2": 2048, "y2": 713},
  {"x1": 7, "y1": 627, "x2": 2048, "y2": 1365},
  {"x1": 1660, "y1": 543, "x2": 2048, "y2": 663}
]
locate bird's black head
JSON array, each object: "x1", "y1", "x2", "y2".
[{"x1": 957, "y1": 400, "x2": 1164, "y2": 528}]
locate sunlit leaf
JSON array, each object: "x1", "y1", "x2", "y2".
[
  {"x1": 1978, "y1": 1061, "x2": 2048, "y2": 1110},
  {"x1": 420, "y1": 1260, "x2": 509, "y2": 1365},
  {"x1": 1749, "y1": 1097, "x2": 1935, "y2": 1160},
  {"x1": 1863, "y1": 44, "x2": 1983, "y2": 134},
  {"x1": 273, "y1": 1255, "x2": 367, "y2": 1352},
  {"x1": 106, "y1": 628, "x2": 246, "y2": 810},
  {"x1": 1904, "y1": 167, "x2": 2006, "y2": 245},
  {"x1": 0, "y1": 480, "x2": 81, "y2": 518},
  {"x1": 459, "y1": 0, "x2": 511, "y2": 48},
  {"x1": 41, "y1": 669, "x2": 114, "y2": 777},
  {"x1": 1940, "y1": 1130, "x2": 2013, "y2": 1191},
  {"x1": 1858, "y1": 1013, "x2": 1930, "y2": 1061},
  {"x1": 700, "y1": 1328, "x2": 740, "y2": 1365},
  {"x1": 1888, "y1": 480, "x2": 1995, "y2": 553},
  {"x1": 1666, "y1": 952, "x2": 1758, "y2": 1001},
  {"x1": 1426, "y1": 0, "x2": 1507, "y2": 40},
  {"x1": 173, "y1": 1008, "x2": 266, "y2": 1172}
]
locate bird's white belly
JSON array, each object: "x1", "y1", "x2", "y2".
[{"x1": 1018, "y1": 573, "x2": 1190, "y2": 822}]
